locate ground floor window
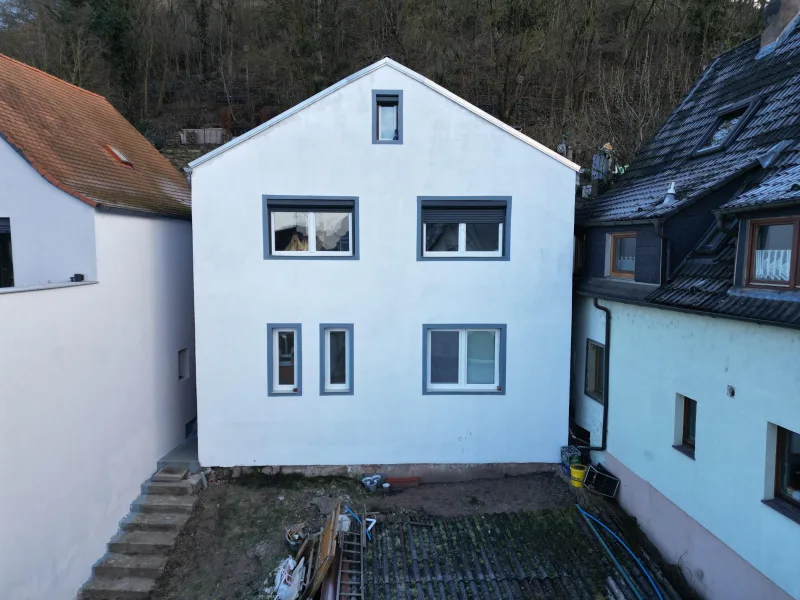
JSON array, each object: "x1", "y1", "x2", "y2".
[
  {"x1": 0, "y1": 217, "x2": 13, "y2": 288},
  {"x1": 423, "y1": 325, "x2": 506, "y2": 394},
  {"x1": 320, "y1": 324, "x2": 353, "y2": 395},
  {"x1": 776, "y1": 426, "x2": 800, "y2": 510},
  {"x1": 584, "y1": 340, "x2": 605, "y2": 403},
  {"x1": 268, "y1": 324, "x2": 302, "y2": 395}
]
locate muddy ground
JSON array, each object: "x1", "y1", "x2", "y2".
[{"x1": 149, "y1": 471, "x2": 694, "y2": 600}]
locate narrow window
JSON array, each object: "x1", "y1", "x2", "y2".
[
  {"x1": 424, "y1": 326, "x2": 506, "y2": 394},
  {"x1": 747, "y1": 217, "x2": 799, "y2": 288},
  {"x1": 609, "y1": 232, "x2": 636, "y2": 278},
  {"x1": 268, "y1": 324, "x2": 302, "y2": 395},
  {"x1": 372, "y1": 91, "x2": 402, "y2": 144},
  {"x1": 178, "y1": 348, "x2": 190, "y2": 381},
  {"x1": 584, "y1": 340, "x2": 605, "y2": 403},
  {"x1": 674, "y1": 395, "x2": 697, "y2": 459},
  {"x1": 264, "y1": 197, "x2": 358, "y2": 259},
  {"x1": 0, "y1": 218, "x2": 13, "y2": 288},
  {"x1": 776, "y1": 427, "x2": 800, "y2": 511},
  {"x1": 419, "y1": 198, "x2": 510, "y2": 260},
  {"x1": 320, "y1": 324, "x2": 354, "y2": 394}
]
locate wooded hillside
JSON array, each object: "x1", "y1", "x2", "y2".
[{"x1": 0, "y1": 0, "x2": 766, "y2": 167}]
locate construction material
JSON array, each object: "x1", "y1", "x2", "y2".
[
  {"x1": 570, "y1": 464, "x2": 587, "y2": 488},
  {"x1": 385, "y1": 476, "x2": 420, "y2": 488},
  {"x1": 335, "y1": 508, "x2": 364, "y2": 600},
  {"x1": 304, "y1": 504, "x2": 340, "y2": 600},
  {"x1": 584, "y1": 464, "x2": 621, "y2": 498}
]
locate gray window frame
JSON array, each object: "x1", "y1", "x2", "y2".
[
  {"x1": 372, "y1": 90, "x2": 403, "y2": 145},
  {"x1": 319, "y1": 324, "x2": 354, "y2": 396},
  {"x1": 422, "y1": 324, "x2": 507, "y2": 395},
  {"x1": 585, "y1": 339, "x2": 605, "y2": 403},
  {"x1": 267, "y1": 323, "x2": 302, "y2": 397},
  {"x1": 263, "y1": 196, "x2": 359, "y2": 260},
  {"x1": 417, "y1": 197, "x2": 512, "y2": 261}
]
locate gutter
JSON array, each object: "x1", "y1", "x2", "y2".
[{"x1": 577, "y1": 298, "x2": 611, "y2": 453}]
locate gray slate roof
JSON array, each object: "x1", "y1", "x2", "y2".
[{"x1": 576, "y1": 27, "x2": 800, "y2": 225}]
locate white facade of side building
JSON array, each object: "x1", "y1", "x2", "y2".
[
  {"x1": 191, "y1": 60, "x2": 578, "y2": 467},
  {"x1": 0, "y1": 139, "x2": 197, "y2": 600},
  {"x1": 572, "y1": 295, "x2": 800, "y2": 600}
]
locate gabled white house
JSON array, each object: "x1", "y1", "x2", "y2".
[
  {"x1": 0, "y1": 55, "x2": 196, "y2": 600},
  {"x1": 190, "y1": 58, "x2": 580, "y2": 469}
]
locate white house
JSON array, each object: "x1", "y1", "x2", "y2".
[
  {"x1": 190, "y1": 58, "x2": 580, "y2": 470},
  {"x1": 0, "y1": 55, "x2": 196, "y2": 600},
  {"x1": 571, "y1": 3, "x2": 800, "y2": 599}
]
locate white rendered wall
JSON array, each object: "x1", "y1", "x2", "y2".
[
  {"x1": 577, "y1": 301, "x2": 800, "y2": 599},
  {"x1": 192, "y1": 66, "x2": 576, "y2": 467},
  {"x1": 0, "y1": 212, "x2": 196, "y2": 600},
  {"x1": 0, "y1": 139, "x2": 97, "y2": 285}
]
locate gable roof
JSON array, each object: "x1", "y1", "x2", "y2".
[
  {"x1": 0, "y1": 54, "x2": 191, "y2": 219},
  {"x1": 188, "y1": 58, "x2": 580, "y2": 172},
  {"x1": 576, "y1": 26, "x2": 800, "y2": 225}
]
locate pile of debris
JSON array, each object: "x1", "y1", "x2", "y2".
[{"x1": 266, "y1": 503, "x2": 375, "y2": 600}]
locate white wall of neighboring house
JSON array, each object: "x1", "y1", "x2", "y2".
[
  {"x1": 571, "y1": 296, "x2": 800, "y2": 600},
  {"x1": 192, "y1": 65, "x2": 577, "y2": 467},
  {"x1": 0, "y1": 211, "x2": 196, "y2": 600},
  {"x1": 0, "y1": 139, "x2": 98, "y2": 285},
  {"x1": 571, "y1": 296, "x2": 606, "y2": 444}
]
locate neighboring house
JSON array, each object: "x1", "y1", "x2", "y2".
[
  {"x1": 571, "y1": 2, "x2": 800, "y2": 599},
  {"x1": 190, "y1": 58, "x2": 580, "y2": 468},
  {"x1": 0, "y1": 55, "x2": 196, "y2": 600}
]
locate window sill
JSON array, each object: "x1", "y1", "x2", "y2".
[
  {"x1": 672, "y1": 444, "x2": 695, "y2": 460},
  {"x1": 265, "y1": 254, "x2": 358, "y2": 261},
  {"x1": 418, "y1": 256, "x2": 509, "y2": 262},
  {"x1": 320, "y1": 389, "x2": 354, "y2": 396},
  {"x1": 0, "y1": 280, "x2": 97, "y2": 295},
  {"x1": 762, "y1": 498, "x2": 800, "y2": 526},
  {"x1": 424, "y1": 389, "x2": 505, "y2": 396}
]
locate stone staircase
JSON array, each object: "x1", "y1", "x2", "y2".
[{"x1": 79, "y1": 467, "x2": 202, "y2": 599}]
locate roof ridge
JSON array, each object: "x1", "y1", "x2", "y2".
[{"x1": 0, "y1": 53, "x2": 107, "y2": 101}]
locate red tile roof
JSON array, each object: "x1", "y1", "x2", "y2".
[{"x1": 0, "y1": 54, "x2": 190, "y2": 218}]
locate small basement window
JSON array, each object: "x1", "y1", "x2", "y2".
[
  {"x1": 419, "y1": 198, "x2": 510, "y2": 260},
  {"x1": 106, "y1": 144, "x2": 132, "y2": 166},
  {"x1": 423, "y1": 325, "x2": 506, "y2": 394},
  {"x1": 608, "y1": 232, "x2": 636, "y2": 278},
  {"x1": 584, "y1": 340, "x2": 605, "y2": 403},
  {"x1": 747, "y1": 217, "x2": 800, "y2": 288},
  {"x1": 264, "y1": 197, "x2": 357, "y2": 259},
  {"x1": 372, "y1": 90, "x2": 402, "y2": 144},
  {"x1": 0, "y1": 217, "x2": 14, "y2": 288},
  {"x1": 268, "y1": 324, "x2": 302, "y2": 396}
]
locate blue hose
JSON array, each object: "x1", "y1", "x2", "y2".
[
  {"x1": 343, "y1": 505, "x2": 371, "y2": 541},
  {"x1": 576, "y1": 505, "x2": 664, "y2": 600}
]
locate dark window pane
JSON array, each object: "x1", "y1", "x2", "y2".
[
  {"x1": 465, "y1": 223, "x2": 500, "y2": 252},
  {"x1": 316, "y1": 212, "x2": 351, "y2": 252},
  {"x1": 614, "y1": 236, "x2": 636, "y2": 273},
  {"x1": 278, "y1": 331, "x2": 295, "y2": 386},
  {"x1": 0, "y1": 228, "x2": 13, "y2": 288},
  {"x1": 430, "y1": 331, "x2": 459, "y2": 383},
  {"x1": 273, "y1": 212, "x2": 309, "y2": 251},
  {"x1": 754, "y1": 224, "x2": 793, "y2": 282},
  {"x1": 778, "y1": 428, "x2": 800, "y2": 504},
  {"x1": 426, "y1": 223, "x2": 459, "y2": 252},
  {"x1": 329, "y1": 331, "x2": 347, "y2": 385},
  {"x1": 683, "y1": 398, "x2": 697, "y2": 448}
]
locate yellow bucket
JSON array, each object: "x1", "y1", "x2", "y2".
[{"x1": 570, "y1": 464, "x2": 587, "y2": 488}]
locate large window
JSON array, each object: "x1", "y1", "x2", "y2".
[
  {"x1": 776, "y1": 426, "x2": 800, "y2": 511},
  {"x1": 584, "y1": 340, "x2": 605, "y2": 403},
  {"x1": 0, "y1": 217, "x2": 13, "y2": 288},
  {"x1": 372, "y1": 90, "x2": 403, "y2": 144},
  {"x1": 320, "y1": 324, "x2": 354, "y2": 395},
  {"x1": 264, "y1": 197, "x2": 358, "y2": 259},
  {"x1": 267, "y1": 324, "x2": 302, "y2": 395},
  {"x1": 418, "y1": 197, "x2": 511, "y2": 260},
  {"x1": 747, "y1": 217, "x2": 799, "y2": 288},
  {"x1": 609, "y1": 232, "x2": 636, "y2": 278},
  {"x1": 423, "y1": 325, "x2": 506, "y2": 394}
]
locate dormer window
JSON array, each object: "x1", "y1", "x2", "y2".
[
  {"x1": 372, "y1": 90, "x2": 402, "y2": 144},
  {"x1": 693, "y1": 99, "x2": 759, "y2": 157},
  {"x1": 105, "y1": 144, "x2": 132, "y2": 166},
  {"x1": 747, "y1": 217, "x2": 799, "y2": 288},
  {"x1": 608, "y1": 232, "x2": 636, "y2": 278}
]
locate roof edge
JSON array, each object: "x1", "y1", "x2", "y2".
[
  {"x1": 188, "y1": 58, "x2": 580, "y2": 172},
  {"x1": 0, "y1": 130, "x2": 96, "y2": 208}
]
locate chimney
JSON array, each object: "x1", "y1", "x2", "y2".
[{"x1": 762, "y1": 0, "x2": 800, "y2": 50}]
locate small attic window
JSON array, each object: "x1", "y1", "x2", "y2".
[
  {"x1": 106, "y1": 145, "x2": 132, "y2": 166},
  {"x1": 693, "y1": 99, "x2": 759, "y2": 157}
]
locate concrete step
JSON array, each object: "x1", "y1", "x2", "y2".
[
  {"x1": 141, "y1": 478, "x2": 197, "y2": 496},
  {"x1": 121, "y1": 511, "x2": 191, "y2": 533},
  {"x1": 94, "y1": 553, "x2": 167, "y2": 578},
  {"x1": 150, "y1": 467, "x2": 188, "y2": 482},
  {"x1": 131, "y1": 494, "x2": 197, "y2": 515},
  {"x1": 108, "y1": 531, "x2": 177, "y2": 555},
  {"x1": 80, "y1": 576, "x2": 155, "y2": 599}
]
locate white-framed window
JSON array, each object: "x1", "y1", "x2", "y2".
[
  {"x1": 424, "y1": 326, "x2": 505, "y2": 393},
  {"x1": 270, "y1": 211, "x2": 353, "y2": 256},
  {"x1": 321, "y1": 325, "x2": 353, "y2": 394},
  {"x1": 372, "y1": 90, "x2": 402, "y2": 144},
  {"x1": 269, "y1": 324, "x2": 301, "y2": 395},
  {"x1": 418, "y1": 198, "x2": 510, "y2": 260}
]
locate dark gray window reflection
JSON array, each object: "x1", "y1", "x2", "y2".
[
  {"x1": 329, "y1": 330, "x2": 347, "y2": 385},
  {"x1": 426, "y1": 223, "x2": 459, "y2": 251},
  {"x1": 465, "y1": 223, "x2": 500, "y2": 251},
  {"x1": 430, "y1": 331, "x2": 459, "y2": 383}
]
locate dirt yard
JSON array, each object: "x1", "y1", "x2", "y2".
[{"x1": 149, "y1": 471, "x2": 694, "y2": 600}]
